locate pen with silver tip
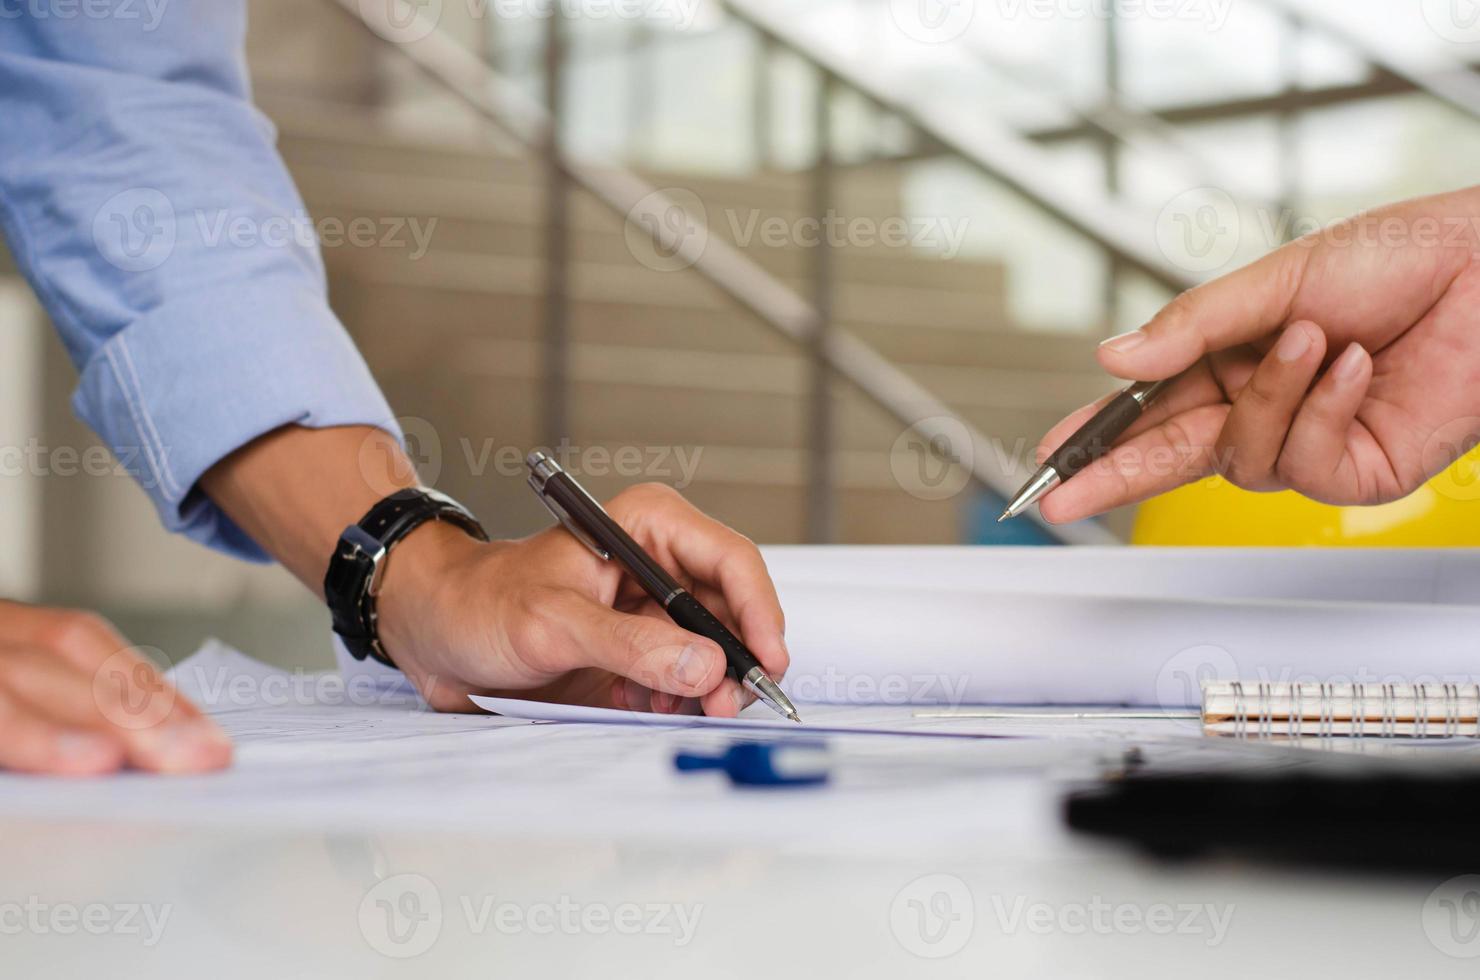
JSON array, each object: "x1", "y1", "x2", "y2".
[
  {"x1": 525, "y1": 452, "x2": 801, "y2": 723},
  {"x1": 1000, "y1": 380, "x2": 1169, "y2": 522}
]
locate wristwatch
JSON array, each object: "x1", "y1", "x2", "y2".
[{"x1": 324, "y1": 487, "x2": 488, "y2": 668}]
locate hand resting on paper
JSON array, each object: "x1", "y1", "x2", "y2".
[{"x1": 0, "y1": 600, "x2": 231, "y2": 776}]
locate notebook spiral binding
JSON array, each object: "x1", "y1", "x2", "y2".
[{"x1": 1201, "y1": 681, "x2": 1480, "y2": 739}]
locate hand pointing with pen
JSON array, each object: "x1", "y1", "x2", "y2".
[{"x1": 1034, "y1": 186, "x2": 1480, "y2": 524}]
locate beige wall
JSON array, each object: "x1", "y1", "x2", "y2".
[{"x1": 244, "y1": 0, "x2": 382, "y2": 104}]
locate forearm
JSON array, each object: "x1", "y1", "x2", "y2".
[
  {"x1": 200, "y1": 422, "x2": 494, "y2": 704},
  {"x1": 199, "y1": 424, "x2": 420, "y2": 597}
]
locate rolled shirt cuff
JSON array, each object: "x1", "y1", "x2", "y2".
[{"x1": 72, "y1": 284, "x2": 401, "y2": 562}]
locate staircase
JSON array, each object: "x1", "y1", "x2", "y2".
[{"x1": 268, "y1": 97, "x2": 1121, "y2": 544}]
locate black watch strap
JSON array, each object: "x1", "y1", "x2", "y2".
[{"x1": 324, "y1": 488, "x2": 488, "y2": 668}]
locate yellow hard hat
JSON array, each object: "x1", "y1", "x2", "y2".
[{"x1": 1131, "y1": 447, "x2": 1480, "y2": 547}]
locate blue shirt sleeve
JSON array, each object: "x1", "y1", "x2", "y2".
[{"x1": 0, "y1": 2, "x2": 401, "y2": 562}]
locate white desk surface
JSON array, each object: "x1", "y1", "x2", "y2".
[
  {"x1": 7, "y1": 712, "x2": 1479, "y2": 979},
  {"x1": 10, "y1": 547, "x2": 1480, "y2": 978}
]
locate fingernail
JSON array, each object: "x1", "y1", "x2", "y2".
[
  {"x1": 672, "y1": 643, "x2": 711, "y2": 687},
  {"x1": 1275, "y1": 323, "x2": 1313, "y2": 363},
  {"x1": 1100, "y1": 329, "x2": 1147, "y2": 353},
  {"x1": 1334, "y1": 342, "x2": 1367, "y2": 383},
  {"x1": 56, "y1": 732, "x2": 116, "y2": 766},
  {"x1": 732, "y1": 686, "x2": 748, "y2": 713}
]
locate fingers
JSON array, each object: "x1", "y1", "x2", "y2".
[
  {"x1": 613, "y1": 485, "x2": 789, "y2": 681},
  {"x1": 1214, "y1": 321, "x2": 1328, "y2": 491},
  {"x1": 1098, "y1": 244, "x2": 1309, "y2": 382},
  {"x1": 699, "y1": 678, "x2": 750, "y2": 719},
  {"x1": 0, "y1": 685, "x2": 123, "y2": 777},
  {"x1": 1038, "y1": 403, "x2": 1231, "y2": 523},
  {"x1": 5, "y1": 646, "x2": 230, "y2": 775},
  {"x1": 548, "y1": 593, "x2": 729, "y2": 700},
  {"x1": 1276, "y1": 342, "x2": 1374, "y2": 495},
  {"x1": 0, "y1": 603, "x2": 231, "y2": 775}
]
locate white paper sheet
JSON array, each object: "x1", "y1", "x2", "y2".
[
  {"x1": 762, "y1": 546, "x2": 1480, "y2": 605},
  {"x1": 774, "y1": 583, "x2": 1480, "y2": 707},
  {"x1": 0, "y1": 641, "x2": 1170, "y2": 856},
  {"x1": 467, "y1": 694, "x2": 1014, "y2": 737}
]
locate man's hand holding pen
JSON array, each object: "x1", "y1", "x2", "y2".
[{"x1": 373, "y1": 481, "x2": 791, "y2": 718}]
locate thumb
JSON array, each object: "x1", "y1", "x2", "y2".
[
  {"x1": 1099, "y1": 243, "x2": 1309, "y2": 380},
  {"x1": 556, "y1": 595, "x2": 728, "y2": 699}
]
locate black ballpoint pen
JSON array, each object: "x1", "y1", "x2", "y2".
[
  {"x1": 999, "y1": 379, "x2": 1169, "y2": 522},
  {"x1": 525, "y1": 452, "x2": 801, "y2": 722}
]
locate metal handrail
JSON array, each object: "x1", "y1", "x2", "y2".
[
  {"x1": 326, "y1": 0, "x2": 1120, "y2": 545},
  {"x1": 720, "y1": 0, "x2": 1198, "y2": 295},
  {"x1": 1253, "y1": 0, "x2": 1480, "y2": 122},
  {"x1": 962, "y1": 46, "x2": 1280, "y2": 210}
]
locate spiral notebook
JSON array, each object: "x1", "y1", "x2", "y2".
[{"x1": 1202, "y1": 681, "x2": 1480, "y2": 739}]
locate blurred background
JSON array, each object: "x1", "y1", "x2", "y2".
[{"x1": 1, "y1": 0, "x2": 1478, "y2": 664}]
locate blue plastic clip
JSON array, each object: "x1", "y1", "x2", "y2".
[{"x1": 674, "y1": 741, "x2": 830, "y2": 787}]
